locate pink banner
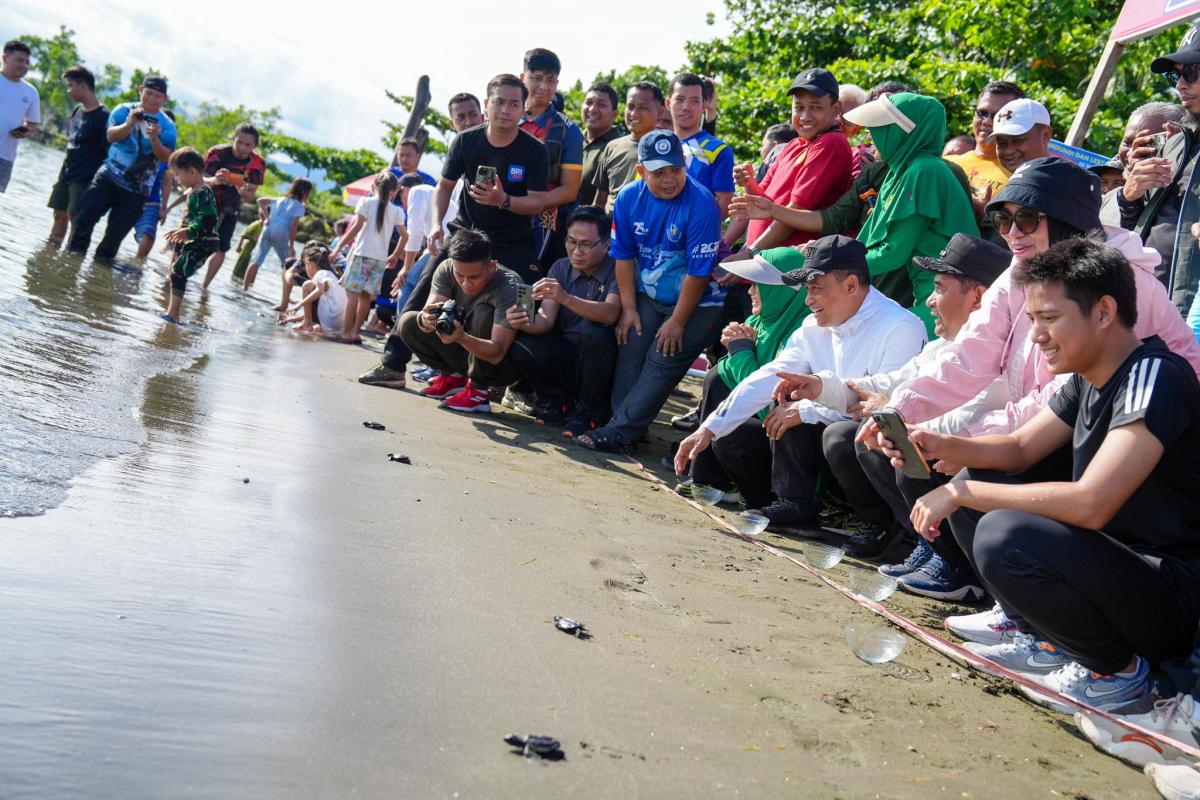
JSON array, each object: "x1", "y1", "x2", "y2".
[{"x1": 1113, "y1": 0, "x2": 1200, "y2": 42}]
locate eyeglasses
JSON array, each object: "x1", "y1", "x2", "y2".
[
  {"x1": 973, "y1": 108, "x2": 996, "y2": 121},
  {"x1": 989, "y1": 207, "x2": 1045, "y2": 235},
  {"x1": 1164, "y1": 63, "x2": 1200, "y2": 87},
  {"x1": 565, "y1": 236, "x2": 606, "y2": 253}
]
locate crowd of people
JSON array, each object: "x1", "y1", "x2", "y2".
[{"x1": 9, "y1": 30, "x2": 1200, "y2": 795}]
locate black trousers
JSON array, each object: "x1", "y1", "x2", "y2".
[
  {"x1": 507, "y1": 322, "x2": 617, "y2": 417},
  {"x1": 823, "y1": 420, "x2": 895, "y2": 527},
  {"x1": 716, "y1": 411, "x2": 825, "y2": 515},
  {"x1": 949, "y1": 468, "x2": 1200, "y2": 674},
  {"x1": 397, "y1": 307, "x2": 519, "y2": 391},
  {"x1": 68, "y1": 173, "x2": 146, "y2": 258},
  {"x1": 382, "y1": 243, "x2": 538, "y2": 371},
  {"x1": 691, "y1": 369, "x2": 773, "y2": 508}
]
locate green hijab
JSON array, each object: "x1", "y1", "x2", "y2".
[
  {"x1": 858, "y1": 92, "x2": 977, "y2": 250},
  {"x1": 716, "y1": 247, "x2": 811, "y2": 391}
]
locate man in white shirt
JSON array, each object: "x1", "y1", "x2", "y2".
[
  {"x1": 675, "y1": 235, "x2": 926, "y2": 530},
  {"x1": 797, "y1": 234, "x2": 1010, "y2": 568},
  {"x1": 0, "y1": 40, "x2": 40, "y2": 193}
]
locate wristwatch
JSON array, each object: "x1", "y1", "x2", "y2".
[{"x1": 500, "y1": 193, "x2": 512, "y2": 211}]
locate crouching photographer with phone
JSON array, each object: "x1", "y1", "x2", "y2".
[{"x1": 397, "y1": 228, "x2": 522, "y2": 414}]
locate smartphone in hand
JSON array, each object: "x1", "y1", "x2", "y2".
[
  {"x1": 872, "y1": 410, "x2": 931, "y2": 479},
  {"x1": 475, "y1": 165, "x2": 497, "y2": 187},
  {"x1": 516, "y1": 283, "x2": 536, "y2": 321}
]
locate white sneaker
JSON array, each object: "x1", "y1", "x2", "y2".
[
  {"x1": 964, "y1": 632, "x2": 1074, "y2": 677},
  {"x1": 1146, "y1": 763, "x2": 1200, "y2": 800},
  {"x1": 945, "y1": 602, "x2": 1019, "y2": 645},
  {"x1": 1076, "y1": 693, "x2": 1200, "y2": 768}
]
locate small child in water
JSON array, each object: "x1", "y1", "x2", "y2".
[{"x1": 162, "y1": 147, "x2": 219, "y2": 323}]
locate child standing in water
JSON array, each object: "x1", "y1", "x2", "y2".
[
  {"x1": 243, "y1": 177, "x2": 312, "y2": 297},
  {"x1": 332, "y1": 172, "x2": 405, "y2": 344},
  {"x1": 161, "y1": 147, "x2": 219, "y2": 323}
]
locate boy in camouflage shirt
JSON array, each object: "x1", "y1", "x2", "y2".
[{"x1": 162, "y1": 147, "x2": 219, "y2": 322}]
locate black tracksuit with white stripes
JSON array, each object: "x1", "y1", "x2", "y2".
[{"x1": 948, "y1": 337, "x2": 1200, "y2": 675}]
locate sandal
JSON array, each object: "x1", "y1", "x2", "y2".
[{"x1": 573, "y1": 427, "x2": 636, "y2": 453}]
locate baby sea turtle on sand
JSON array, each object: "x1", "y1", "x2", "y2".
[
  {"x1": 504, "y1": 733, "x2": 565, "y2": 760},
  {"x1": 554, "y1": 616, "x2": 588, "y2": 637},
  {"x1": 362, "y1": 421, "x2": 385, "y2": 431}
]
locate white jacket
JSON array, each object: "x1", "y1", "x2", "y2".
[
  {"x1": 813, "y1": 337, "x2": 1009, "y2": 436},
  {"x1": 701, "y1": 288, "x2": 926, "y2": 438}
]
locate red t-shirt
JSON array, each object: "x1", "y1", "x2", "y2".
[
  {"x1": 204, "y1": 144, "x2": 267, "y2": 213},
  {"x1": 748, "y1": 129, "x2": 853, "y2": 247}
]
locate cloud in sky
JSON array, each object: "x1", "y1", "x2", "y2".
[{"x1": 2, "y1": 0, "x2": 729, "y2": 157}]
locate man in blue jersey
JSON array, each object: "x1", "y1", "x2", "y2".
[
  {"x1": 669, "y1": 72, "x2": 734, "y2": 218},
  {"x1": 574, "y1": 130, "x2": 725, "y2": 453}
]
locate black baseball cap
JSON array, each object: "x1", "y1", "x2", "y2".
[
  {"x1": 142, "y1": 75, "x2": 168, "y2": 94},
  {"x1": 781, "y1": 235, "x2": 868, "y2": 286},
  {"x1": 912, "y1": 233, "x2": 1010, "y2": 287},
  {"x1": 787, "y1": 68, "x2": 839, "y2": 99},
  {"x1": 985, "y1": 157, "x2": 1102, "y2": 234},
  {"x1": 1087, "y1": 157, "x2": 1124, "y2": 176},
  {"x1": 1152, "y1": 22, "x2": 1200, "y2": 73}
]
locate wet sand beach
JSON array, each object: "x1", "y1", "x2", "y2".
[
  {"x1": 1, "y1": 331, "x2": 1155, "y2": 798},
  {"x1": 0, "y1": 143, "x2": 1154, "y2": 798}
]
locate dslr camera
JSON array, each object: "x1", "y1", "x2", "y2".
[{"x1": 433, "y1": 300, "x2": 465, "y2": 335}]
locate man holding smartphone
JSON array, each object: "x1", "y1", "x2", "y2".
[
  {"x1": 69, "y1": 75, "x2": 177, "y2": 260},
  {"x1": 361, "y1": 75, "x2": 548, "y2": 391},
  {"x1": 0, "y1": 40, "x2": 40, "y2": 193}
]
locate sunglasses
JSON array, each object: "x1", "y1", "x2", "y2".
[
  {"x1": 973, "y1": 108, "x2": 996, "y2": 121},
  {"x1": 989, "y1": 207, "x2": 1045, "y2": 235},
  {"x1": 1164, "y1": 63, "x2": 1200, "y2": 87}
]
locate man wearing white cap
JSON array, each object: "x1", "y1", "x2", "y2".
[{"x1": 988, "y1": 97, "x2": 1053, "y2": 173}]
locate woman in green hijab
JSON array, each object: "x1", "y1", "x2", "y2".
[
  {"x1": 679, "y1": 247, "x2": 810, "y2": 507},
  {"x1": 843, "y1": 92, "x2": 979, "y2": 334}
]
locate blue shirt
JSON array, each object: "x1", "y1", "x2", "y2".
[
  {"x1": 145, "y1": 163, "x2": 167, "y2": 204},
  {"x1": 264, "y1": 197, "x2": 306, "y2": 238},
  {"x1": 681, "y1": 131, "x2": 734, "y2": 195},
  {"x1": 388, "y1": 166, "x2": 437, "y2": 186},
  {"x1": 100, "y1": 102, "x2": 178, "y2": 194},
  {"x1": 610, "y1": 175, "x2": 725, "y2": 308}
]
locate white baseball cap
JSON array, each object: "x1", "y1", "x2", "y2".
[{"x1": 986, "y1": 98, "x2": 1051, "y2": 142}]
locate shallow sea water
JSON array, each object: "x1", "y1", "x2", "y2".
[{"x1": 0, "y1": 143, "x2": 271, "y2": 516}]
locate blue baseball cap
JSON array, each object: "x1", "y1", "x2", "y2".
[{"x1": 638, "y1": 130, "x2": 686, "y2": 171}]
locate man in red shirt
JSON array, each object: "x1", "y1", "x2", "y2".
[
  {"x1": 198, "y1": 122, "x2": 266, "y2": 288},
  {"x1": 727, "y1": 68, "x2": 853, "y2": 253}
]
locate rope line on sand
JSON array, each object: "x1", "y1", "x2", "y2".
[{"x1": 624, "y1": 452, "x2": 1200, "y2": 762}]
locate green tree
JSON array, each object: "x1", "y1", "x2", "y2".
[
  {"x1": 382, "y1": 89, "x2": 455, "y2": 155},
  {"x1": 686, "y1": 0, "x2": 1189, "y2": 161},
  {"x1": 174, "y1": 101, "x2": 281, "y2": 156},
  {"x1": 263, "y1": 133, "x2": 386, "y2": 189}
]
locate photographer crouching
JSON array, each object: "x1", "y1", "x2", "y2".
[{"x1": 398, "y1": 228, "x2": 521, "y2": 413}]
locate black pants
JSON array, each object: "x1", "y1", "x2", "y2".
[
  {"x1": 507, "y1": 322, "x2": 618, "y2": 417},
  {"x1": 851, "y1": 433, "x2": 973, "y2": 569},
  {"x1": 397, "y1": 307, "x2": 519, "y2": 391},
  {"x1": 692, "y1": 369, "x2": 773, "y2": 507},
  {"x1": 382, "y1": 243, "x2": 538, "y2": 371},
  {"x1": 949, "y1": 468, "x2": 1200, "y2": 674},
  {"x1": 68, "y1": 173, "x2": 146, "y2": 258},
  {"x1": 823, "y1": 420, "x2": 895, "y2": 527},
  {"x1": 717, "y1": 414, "x2": 825, "y2": 515}
]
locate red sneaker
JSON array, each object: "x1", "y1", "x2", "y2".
[
  {"x1": 420, "y1": 373, "x2": 467, "y2": 399},
  {"x1": 440, "y1": 380, "x2": 492, "y2": 413}
]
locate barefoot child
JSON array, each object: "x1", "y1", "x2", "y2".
[
  {"x1": 243, "y1": 177, "x2": 312, "y2": 296},
  {"x1": 161, "y1": 148, "x2": 219, "y2": 323},
  {"x1": 332, "y1": 172, "x2": 405, "y2": 343}
]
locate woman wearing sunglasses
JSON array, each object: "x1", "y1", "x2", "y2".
[{"x1": 871, "y1": 156, "x2": 1200, "y2": 446}]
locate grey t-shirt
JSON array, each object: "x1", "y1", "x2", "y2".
[{"x1": 431, "y1": 260, "x2": 521, "y2": 329}]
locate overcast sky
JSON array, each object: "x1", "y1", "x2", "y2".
[{"x1": 3, "y1": 1, "x2": 729, "y2": 157}]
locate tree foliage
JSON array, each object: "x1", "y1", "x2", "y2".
[
  {"x1": 686, "y1": 0, "x2": 1191, "y2": 161},
  {"x1": 18, "y1": 25, "x2": 121, "y2": 132},
  {"x1": 263, "y1": 133, "x2": 386, "y2": 188},
  {"x1": 382, "y1": 89, "x2": 454, "y2": 155}
]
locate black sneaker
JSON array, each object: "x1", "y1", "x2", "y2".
[
  {"x1": 535, "y1": 398, "x2": 574, "y2": 427},
  {"x1": 843, "y1": 521, "x2": 904, "y2": 559},
  {"x1": 671, "y1": 407, "x2": 700, "y2": 431},
  {"x1": 749, "y1": 498, "x2": 819, "y2": 532}
]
